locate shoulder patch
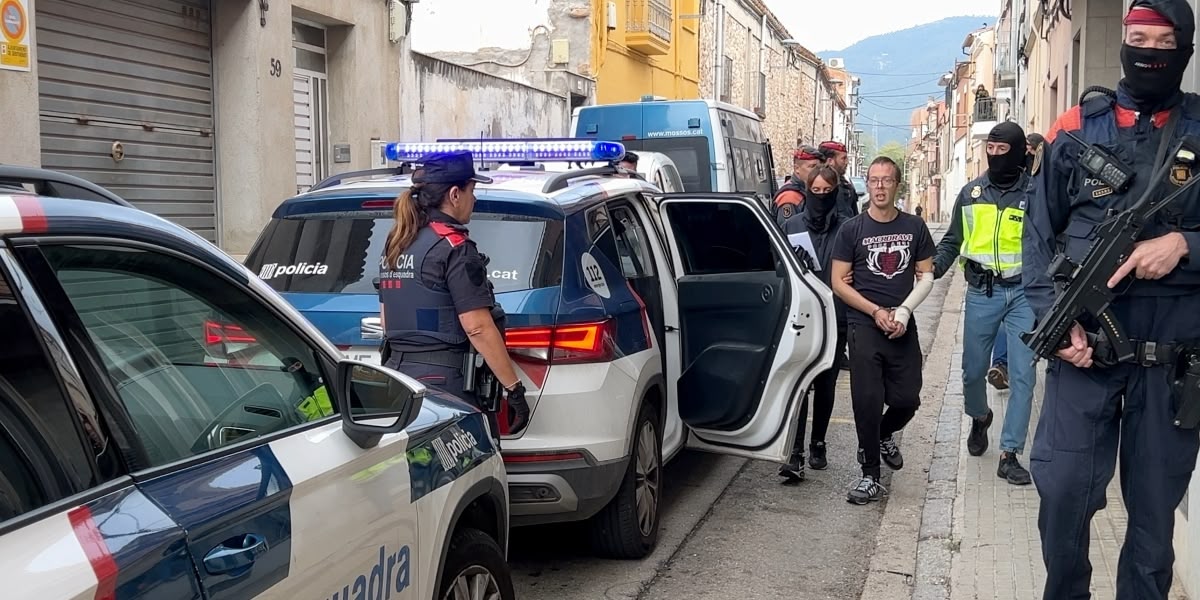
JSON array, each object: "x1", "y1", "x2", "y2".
[
  {"x1": 781, "y1": 204, "x2": 795, "y2": 218},
  {"x1": 970, "y1": 185, "x2": 982, "y2": 199},
  {"x1": 1046, "y1": 106, "x2": 1084, "y2": 144},
  {"x1": 429, "y1": 222, "x2": 468, "y2": 247},
  {"x1": 1030, "y1": 143, "x2": 1044, "y2": 176}
]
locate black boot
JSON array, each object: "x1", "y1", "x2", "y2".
[
  {"x1": 779, "y1": 451, "x2": 805, "y2": 482},
  {"x1": 808, "y1": 441, "x2": 828, "y2": 470}
]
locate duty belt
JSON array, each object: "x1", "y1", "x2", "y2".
[
  {"x1": 1090, "y1": 331, "x2": 1198, "y2": 368},
  {"x1": 394, "y1": 349, "x2": 465, "y2": 369}
]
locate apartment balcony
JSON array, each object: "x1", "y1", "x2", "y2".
[
  {"x1": 626, "y1": 0, "x2": 672, "y2": 56},
  {"x1": 970, "y1": 97, "x2": 999, "y2": 140},
  {"x1": 995, "y1": 40, "x2": 1017, "y2": 87}
]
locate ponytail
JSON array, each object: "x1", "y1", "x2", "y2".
[{"x1": 384, "y1": 185, "x2": 425, "y2": 271}]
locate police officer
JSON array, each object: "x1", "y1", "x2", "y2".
[
  {"x1": 818, "y1": 140, "x2": 861, "y2": 219},
  {"x1": 1023, "y1": 1, "x2": 1200, "y2": 596},
  {"x1": 774, "y1": 146, "x2": 823, "y2": 233},
  {"x1": 933, "y1": 121, "x2": 1036, "y2": 486},
  {"x1": 378, "y1": 150, "x2": 531, "y2": 436}
]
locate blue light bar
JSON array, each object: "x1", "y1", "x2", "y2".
[{"x1": 383, "y1": 139, "x2": 625, "y2": 163}]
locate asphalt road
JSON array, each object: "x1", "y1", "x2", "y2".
[{"x1": 509, "y1": 223, "x2": 952, "y2": 600}]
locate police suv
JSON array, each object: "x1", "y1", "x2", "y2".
[
  {"x1": 244, "y1": 139, "x2": 838, "y2": 559},
  {"x1": 0, "y1": 167, "x2": 512, "y2": 599}
]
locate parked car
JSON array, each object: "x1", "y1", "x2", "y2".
[
  {"x1": 495, "y1": 150, "x2": 685, "y2": 193},
  {"x1": 244, "y1": 138, "x2": 838, "y2": 559},
  {"x1": 0, "y1": 172, "x2": 513, "y2": 600}
]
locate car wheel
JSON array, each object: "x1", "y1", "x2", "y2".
[
  {"x1": 589, "y1": 402, "x2": 661, "y2": 559},
  {"x1": 438, "y1": 528, "x2": 515, "y2": 600}
]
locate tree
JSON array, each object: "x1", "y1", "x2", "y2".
[{"x1": 877, "y1": 140, "x2": 908, "y2": 180}]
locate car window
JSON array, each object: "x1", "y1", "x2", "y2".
[
  {"x1": 662, "y1": 164, "x2": 683, "y2": 193},
  {"x1": 624, "y1": 137, "x2": 712, "y2": 192},
  {"x1": 664, "y1": 201, "x2": 777, "y2": 274},
  {"x1": 609, "y1": 203, "x2": 654, "y2": 278},
  {"x1": 245, "y1": 209, "x2": 563, "y2": 294},
  {"x1": 40, "y1": 244, "x2": 334, "y2": 469},
  {"x1": 587, "y1": 204, "x2": 624, "y2": 271}
]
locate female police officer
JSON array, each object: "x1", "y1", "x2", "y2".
[{"x1": 378, "y1": 150, "x2": 530, "y2": 434}]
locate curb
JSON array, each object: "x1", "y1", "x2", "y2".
[{"x1": 859, "y1": 268, "x2": 967, "y2": 600}]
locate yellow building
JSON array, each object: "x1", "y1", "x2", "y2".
[{"x1": 590, "y1": 0, "x2": 701, "y2": 103}]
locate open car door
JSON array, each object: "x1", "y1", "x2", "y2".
[{"x1": 652, "y1": 193, "x2": 837, "y2": 463}]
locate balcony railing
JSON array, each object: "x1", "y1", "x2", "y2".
[
  {"x1": 627, "y1": 0, "x2": 672, "y2": 55},
  {"x1": 974, "y1": 97, "x2": 997, "y2": 122},
  {"x1": 995, "y1": 41, "x2": 1016, "y2": 85}
]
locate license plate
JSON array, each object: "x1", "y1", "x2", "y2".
[{"x1": 344, "y1": 347, "x2": 381, "y2": 364}]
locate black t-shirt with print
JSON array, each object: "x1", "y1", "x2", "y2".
[{"x1": 832, "y1": 211, "x2": 935, "y2": 326}]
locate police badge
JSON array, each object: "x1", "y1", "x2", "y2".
[
  {"x1": 1171, "y1": 161, "x2": 1192, "y2": 187},
  {"x1": 970, "y1": 185, "x2": 982, "y2": 199},
  {"x1": 781, "y1": 204, "x2": 794, "y2": 218}
]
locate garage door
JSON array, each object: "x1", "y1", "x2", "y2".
[{"x1": 36, "y1": 0, "x2": 217, "y2": 241}]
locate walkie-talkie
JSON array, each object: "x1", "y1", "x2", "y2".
[{"x1": 1059, "y1": 129, "x2": 1136, "y2": 193}]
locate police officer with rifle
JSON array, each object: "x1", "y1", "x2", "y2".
[
  {"x1": 378, "y1": 151, "x2": 531, "y2": 440},
  {"x1": 1021, "y1": 1, "x2": 1200, "y2": 597}
]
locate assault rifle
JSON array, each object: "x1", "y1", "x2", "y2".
[{"x1": 1021, "y1": 135, "x2": 1200, "y2": 363}]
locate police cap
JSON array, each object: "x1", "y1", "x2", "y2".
[{"x1": 412, "y1": 150, "x2": 494, "y2": 185}]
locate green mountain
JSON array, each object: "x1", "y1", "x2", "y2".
[{"x1": 820, "y1": 16, "x2": 995, "y2": 146}]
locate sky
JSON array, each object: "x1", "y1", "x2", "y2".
[{"x1": 761, "y1": 0, "x2": 1000, "y2": 53}]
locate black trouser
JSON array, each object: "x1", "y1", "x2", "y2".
[
  {"x1": 385, "y1": 354, "x2": 501, "y2": 439},
  {"x1": 794, "y1": 323, "x2": 848, "y2": 454},
  {"x1": 848, "y1": 322, "x2": 922, "y2": 479}
]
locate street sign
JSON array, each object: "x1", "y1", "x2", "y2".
[{"x1": 0, "y1": 0, "x2": 29, "y2": 72}]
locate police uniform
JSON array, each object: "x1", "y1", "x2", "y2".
[
  {"x1": 1022, "y1": 1, "x2": 1200, "y2": 596},
  {"x1": 775, "y1": 147, "x2": 823, "y2": 234},
  {"x1": 817, "y1": 140, "x2": 861, "y2": 220},
  {"x1": 378, "y1": 155, "x2": 508, "y2": 428}
]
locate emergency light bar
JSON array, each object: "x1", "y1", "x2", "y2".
[{"x1": 383, "y1": 139, "x2": 626, "y2": 163}]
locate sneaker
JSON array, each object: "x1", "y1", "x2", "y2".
[
  {"x1": 809, "y1": 441, "x2": 828, "y2": 470},
  {"x1": 967, "y1": 409, "x2": 994, "y2": 456},
  {"x1": 987, "y1": 364, "x2": 1010, "y2": 390},
  {"x1": 997, "y1": 452, "x2": 1032, "y2": 485},
  {"x1": 778, "y1": 453, "x2": 805, "y2": 482},
  {"x1": 847, "y1": 475, "x2": 888, "y2": 505},
  {"x1": 880, "y1": 435, "x2": 904, "y2": 470}
]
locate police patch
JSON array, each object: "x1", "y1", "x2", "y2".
[
  {"x1": 465, "y1": 260, "x2": 487, "y2": 286},
  {"x1": 1171, "y1": 162, "x2": 1192, "y2": 187},
  {"x1": 1030, "y1": 143, "x2": 1044, "y2": 176},
  {"x1": 970, "y1": 185, "x2": 982, "y2": 199},
  {"x1": 781, "y1": 204, "x2": 794, "y2": 218}
]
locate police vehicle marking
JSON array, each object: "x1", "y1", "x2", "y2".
[
  {"x1": 581, "y1": 252, "x2": 611, "y2": 298},
  {"x1": 322, "y1": 544, "x2": 412, "y2": 600},
  {"x1": 259, "y1": 262, "x2": 330, "y2": 279},
  {"x1": 407, "y1": 413, "x2": 495, "y2": 502}
]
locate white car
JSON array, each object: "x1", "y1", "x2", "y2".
[
  {"x1": 494, "y1": 150, "x2": 686, "y2": 193},
  {"x1": 0, "y1": 178, "x2": 512, "y2": 599},
  {"x1": 244, "y1": 138, "x2": 839, "y2": 560}
]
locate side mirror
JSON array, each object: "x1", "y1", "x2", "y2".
[{"x1": 336, "y1": 360, "x2": 424, "y2": 449}]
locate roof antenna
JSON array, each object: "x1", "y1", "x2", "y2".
[{"x1": 478, "y1": 129, "x2": 486, "y2": 172}]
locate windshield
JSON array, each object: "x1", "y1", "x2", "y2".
[
  {"x1": 621, "y1": 137, "x2": 712, "y2": 192},
  {"x1": 245, "y1": 210, "x2": 563, "y2": 294}
]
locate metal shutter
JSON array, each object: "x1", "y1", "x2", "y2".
[
  {"x1": 36, "y1": 0, "x2": 217, "y2": 241},
  {"x1": 294, "y1": 74, "x2": 315, "y2": 194}
]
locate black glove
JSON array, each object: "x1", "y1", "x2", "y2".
[{"x1": 505, "y1": 382, "x2": 530, "y2": 432}]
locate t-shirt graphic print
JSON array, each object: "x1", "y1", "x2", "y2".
[
  {"x1": 864, "y1": 233, "x2": 914, "y2": 281},
  {"x1": 833, "y1": 211, "x2": 934, "y2": 326}
]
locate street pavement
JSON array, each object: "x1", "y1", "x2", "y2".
[{"x1": 508, "y1": 223, "x2": 954, "y2": 599}]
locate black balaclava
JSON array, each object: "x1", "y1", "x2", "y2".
[
  {"x1": 986, "y1": 121, "x2": 1027, "y2": 187},
  {"x1": 1119, "y1": 0, "x2": 1195, "y2": 111},
  {"x1": 804, "y1": 176, "x2": 839, "y2": 232}
]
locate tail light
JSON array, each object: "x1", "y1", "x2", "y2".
[
  {"x1": 204, "y1": 320, "x2": 257, "y2": 346},
  {"x1": 504, "y1": 320, "x2": 615, "y2": 364}
]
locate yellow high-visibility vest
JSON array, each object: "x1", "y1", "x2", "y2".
[{"x1": 960, "y1": 203, "x2": 1024, "y2": 278}]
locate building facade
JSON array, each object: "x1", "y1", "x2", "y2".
[
  {"x1": 0, "y1": 0, "x2": 567, "y2": 257},
  {"x1": 697, "y1": 0, "x2": 853, "y2": 178},
  {"x1": 409, "y1": 0, "x2": 700, "y2": 108}
]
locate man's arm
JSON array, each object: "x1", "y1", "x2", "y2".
[
  {"x1": 831, "y1": 259, "x2": 886, "y2": 318},
  {"x1": 893, "y1": 258, "x2": 935, "y2": 328},
  {"x1": 932, "y1": 190, "x2": 966, "y2": 279},
  {"x1": 1022, "y1": 110, "x2": 1079, "y2": 322}
]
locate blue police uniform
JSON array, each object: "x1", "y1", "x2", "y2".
[
  {"x1": 379, "y1": 154, "x2": 500, "y2": 416},
  {"x1": 1022, "y1": 2, "x2": 1200, "y2": 596}
]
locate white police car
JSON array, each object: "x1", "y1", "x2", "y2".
[
  {"x1": 0, "y1": 178, "x2": 512, "y2": 599},
  {"x1": 243, "y1": 138, "x2": 838, "y2": 559}
]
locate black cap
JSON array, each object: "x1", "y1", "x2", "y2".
[{"x1": 411, "y1": 150, "x2": 493, "y2": 185}]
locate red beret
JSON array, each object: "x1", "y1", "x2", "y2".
[
  {"x1": 819, "y1": 141, "x2": 847, "y2": 153},
  {"x1": 794, "y1": 147, "x2": 822, "y2": 160},
  {"x1": 1125, "y1": 6, "x2": 1173, "y2": 26}
]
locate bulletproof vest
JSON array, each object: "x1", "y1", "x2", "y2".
[
  {"x1": 379, "y1": 223, "x2": 470, "y2": 352},
  {"x1": 1063, "y1": 92, "x2": 1200, "y2": 293}
]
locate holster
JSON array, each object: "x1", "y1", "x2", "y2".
[
  {"x1": 1088, "y1": 330, "x2": 1200, "y2": 429},
  {"x1": 1172, "y1": 352, "x2": 1200, "y2": 430}
]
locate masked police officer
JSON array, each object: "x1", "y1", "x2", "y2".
[
  {"x1": 774, "y1": 146, "x2": 823, "y2": 233},
  {"x1": 818, "y1": 140, "x2": 861, "y2": 220},
  {"x1": 1023, "y1": 1, "x2": 1200, "y2": 597},
  {"x1": 379, "y1": 150, "x2": 531, "y2": 437}
]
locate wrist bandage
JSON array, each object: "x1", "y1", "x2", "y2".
[{"x1": 894, "y1": 271, "x2": 935, "y2": 325}]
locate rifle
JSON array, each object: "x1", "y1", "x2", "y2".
[{"x1": 1020, "y1": 135, "x2": 1200, "y2": 363}]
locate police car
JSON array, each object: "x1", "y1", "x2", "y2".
[
  {"x1": 0, "y1": 171, "x2": 513, "y2": 599},
  {"x1": 244, "y1": 139, "x2": 838, "y2": 559}
]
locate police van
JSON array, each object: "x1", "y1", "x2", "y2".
[
  {"x1": 244, "y1": 138, "x2": 838, "y2": 559},
  {"x1": 0, "y1": 167, "x2": 512, "y2": 599}
]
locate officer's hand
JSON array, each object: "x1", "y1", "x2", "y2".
[
  {"x1": 1055, "y1": 322, "x2": 1093, "y2": 368},
  {"x1": 842, "y1": 272, "x2": 854, "y2": 286},
  {"x1": 1107, "y1": 232, "x2": 1190, "y2": 288},
  {"x1": 505, "y1": 382, "x2": 531, "y2": 432}
]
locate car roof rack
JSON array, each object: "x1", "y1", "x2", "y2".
[
  {"x1": 0, "y1": 164, "x2": 134, "y2": 208},
  {"x1": 309, "y1": 164, "x2": 418, "y2": 192},
  {"x1": 541, "y1": 164, "x2": 645, "y2": 193}
]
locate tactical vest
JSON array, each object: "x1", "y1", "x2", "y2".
[
  {"x1": 960, "y1": 202, "x2": 1024, "y2": 278},
  {"x1": 379, "y1": 223, "x2": 471, "y2": 353}
]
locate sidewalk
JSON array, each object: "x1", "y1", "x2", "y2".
[{"x1": 860, "y1": 268, "x2": 1189, "y2": 600}]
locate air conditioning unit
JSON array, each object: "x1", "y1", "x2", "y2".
[{"x1": 827, "y1": 58, "x2": 844, "y2": 69}]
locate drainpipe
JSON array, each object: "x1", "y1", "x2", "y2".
[{"x1": 714, "y1": 0, "x2": 725, "y2": 101}]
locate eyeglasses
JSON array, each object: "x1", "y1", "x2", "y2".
[{"x1": 867, "y1": 177, "x2": 896, "y2": 186}]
